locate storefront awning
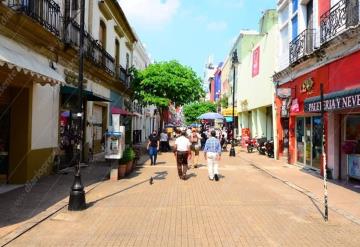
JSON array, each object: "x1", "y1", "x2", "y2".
[
  {"x1": 304, "y1": 87, "x2": 360, "y2": 112},
  {"x1": 0, "y1": 41, "x2": 64, "y2": 85},
  {"x1": 111, "y1": 106, "x2": 133, "y2": 115},
  {"x1": 61, "y1": 85, "x2": 111, "y2": 102},
  {"x1": 221, "y1": 107, "x2": 238, "y2": 116}
]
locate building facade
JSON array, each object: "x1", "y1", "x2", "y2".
[
  {"x1": 274, "y1": 0, "x2": 360, "y2": 180},
  {"x1": 0, "y1": 0, "x2": 136, "y2": 184},
  {"x1": 236, "y1": 10, "x2": 278, "y2": 145}
]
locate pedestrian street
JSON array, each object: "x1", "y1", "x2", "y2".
[{"x1": 7, "y1": 151, "x2": 360, "y2": 247}]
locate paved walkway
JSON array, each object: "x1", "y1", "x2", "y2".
[{"x1": 3, "y1": 148, "x2": 360, "y2": 246}]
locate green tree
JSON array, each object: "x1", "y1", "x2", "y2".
[
  {"x1": 131, "y1": 60, "x2": 204, "y2": 126},
  {"x1": 183, "y1": 101, "x2": 217, "y2": 125},
  {"x1": 220, "y1": 95, "x2": 229, "y2": 108}
]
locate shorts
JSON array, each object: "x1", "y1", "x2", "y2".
[{"x1": 191, "y1": 143, "x2": 200, "y2": 155}]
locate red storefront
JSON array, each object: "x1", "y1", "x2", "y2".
[{"x1": 275, "y1": 50, "x2": 360, "y2": 180}]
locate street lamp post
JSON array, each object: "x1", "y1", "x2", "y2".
[
  {"x1": 229, "y1": 50, "x2": 239, "y2": 157},
  {"x1": 68, "y1": 0, "x2": 86, "y2": 211}
]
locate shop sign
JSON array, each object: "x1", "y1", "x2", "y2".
[
  {"x1": 348, "y1": 154, "x2": 360, "y2": 180},
  {"x1": 291, "y1": 98, "x2": 299, "y2": 113},
  {"x1": 300, "y1": 78, "x2": 314, "y2": 94},
  {"x1": 276, "y1": 88, "x2": 292, "y2": 98},
  {"x1": 305, "y1": 92, "x2": 360, "y2": 112}
]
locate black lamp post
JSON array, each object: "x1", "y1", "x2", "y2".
[
  {"x1": 229, "y1": 49, "x2": 239, "y2": 157},
  {"x1": 68, "y1": 0, "x2": 86, "y2": 211}
]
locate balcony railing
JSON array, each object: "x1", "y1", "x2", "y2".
[
  {"x1": 7, "y1": 0, "x2": 61, "y2": 36},
  {"x1": 289, "y1": 29, "x2": 316, "y2": 64},
  {"x1": 116, "y1": 65, "x2": 131, "y2": 88},
  {"x1": 320, "y1": 0, "x2": 359, "y2": 44},
  {"x1": 66, "y1": 20, "x2": 115, "y2": 76}
]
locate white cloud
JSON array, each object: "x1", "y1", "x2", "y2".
[
  {"x1": 118, "y1": 0, "x2": 180, "y2": 29},
  {"x1": 207, "y1": 20, "x2": 228, "y2": 31}
]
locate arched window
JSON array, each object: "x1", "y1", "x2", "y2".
[{"x1": 99, "y1": 20, "x2": 106, "y2": 48}]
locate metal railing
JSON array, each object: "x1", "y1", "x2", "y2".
[
  {"x1": 289, "y1": 29, "x2": 316, "y2": 64},
  {"x1": 7, "y1": 0, "x2": 61, "y2": 36},
  {"x1": 116, "y1": 65, "x2": 131, "y2": 88},
  {"x1": 320, "y1": 0, "x2": 359, "y2": 44},
  {"x1": 66, "y1": 20, "x2": 115, "y2": 75}
]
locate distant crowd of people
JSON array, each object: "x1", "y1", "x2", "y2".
[{"x1": 147, "y1": 126, "x2": 231, "y2": 181}]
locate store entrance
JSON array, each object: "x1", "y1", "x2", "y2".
[
  {"x1": 296, "y1": 116, "x2": 322, "y2": 169},
  {"x1": 0, "y1": 105, "x2": 10, "y2": 184}
]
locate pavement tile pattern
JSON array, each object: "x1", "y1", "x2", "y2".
[{"x1": 6, "y1": 150, "x2": 360, "y2": 247}]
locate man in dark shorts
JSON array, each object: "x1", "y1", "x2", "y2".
[
  {"x1": 147, "y1": 130, "x2": 159, "y2": 165},
  {"x1": 174, "y1": 131, "x2": 191, "y2": 180}
]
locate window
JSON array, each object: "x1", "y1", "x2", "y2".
[
  {"x1": 115, "y1": 39, "x2": 120, "y2": 66},
  {"x1": 291, "y1": 15, "x2": 298, "y2": 39},
  {"x1": 292, "y1": 0, "x2": 298, "y2": 13},
  {"x1": 99, "y1": 20, "x2": 107, "y2": 48}
]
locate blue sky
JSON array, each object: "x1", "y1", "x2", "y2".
[{"x1": 119, "y1": 0, "x2": 276, "y2": 78}]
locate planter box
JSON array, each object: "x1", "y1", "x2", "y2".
[
  {"x1": 126, "y1": 160, "x2": 133, "y2": 174},
  {"x1": 118, "y1": 164, "x2": 127, "y2": 179}
]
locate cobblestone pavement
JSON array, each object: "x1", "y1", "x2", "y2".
[{"x1": 5, "y1": 150, "x2": 360, "y2": 247}]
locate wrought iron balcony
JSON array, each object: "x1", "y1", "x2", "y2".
[
  {"x1": 320, "y1": 0, "x2": 359, "y2": 44},
  {"x1": 7, "y1": 0, "x2": 61, "y2": 36},
  {"x1": 116, "y1": 65, "x2": 131, "y2": 88},
  {"x1": 289, "y1": 29, "x2": 316, "y2": 64},
  {"x1": 66, "y1": 20, "x2": 115, "y2": 76}
]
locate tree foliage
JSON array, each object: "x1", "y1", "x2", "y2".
[
  {"x1": 183, "y1": 101, "x2": 217, "y2": 125},
  {"x1": 130, "y1": 60, "x2": 204, "y2": 108},
  {"x1": 220, "y1": 95, "x2": 229, "y2": 108}
]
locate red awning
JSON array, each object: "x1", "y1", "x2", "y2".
[{"x1": 111, "y1": 107, "x2": 133, "y2": 115}]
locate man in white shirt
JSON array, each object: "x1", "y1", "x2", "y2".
[
  {"x1": 174, "y1": 131, "x2": 192, "y2": 180},
  {"x1": 159, "y1": 130, "x2": 169, "y2": 152}
]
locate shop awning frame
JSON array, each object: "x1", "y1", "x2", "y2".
[
  {"x1": 111, "y1": 106, "x2": 133, "y2": 115},
  {"x1": 61, "y1": 85, "x2": 111, "y2": 102}
]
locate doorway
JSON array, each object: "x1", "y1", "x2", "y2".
[
  {"x1": 296, "y1": 116, "x2": 322, "y2": 169},
  {"x1": 0, "y1": 106, "x2": 10, "y2": 184}
]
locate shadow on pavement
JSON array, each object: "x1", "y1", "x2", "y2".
[
  {"x1": 86, "y1": 171, "x2": 168, "y2": 208},
  {"x1": 0, "y1": 160, "x2": 110, "y2": 237},
  {"x1": 299, "y1": 167, "x2": 360, "y2": 194}
]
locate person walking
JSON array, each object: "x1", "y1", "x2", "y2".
[
  {"x1": 203, "y1": 130, "x2": 222, "y2": 181},
  {"x1": 159, "y1": 130, "x2": 169, "y2": 152},
  {"x1": 174, "y1": 131, "x2": 192, "y2": 180},
  {"x1": 189, "y1": 128, "x2": 201, "y2": 168},
  {"x1": 147, "y1": 130, "x2": 159, "y2": 165}
]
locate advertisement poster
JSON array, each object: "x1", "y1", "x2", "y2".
[
  {"x1": 252, "y1": 46, "x2": 260, "y2": 77},
  {"x1": 348, "y1": 154, "x2": 360, "y2": 180}
]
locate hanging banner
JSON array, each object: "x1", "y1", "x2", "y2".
[{"x1": 252, "y1": 46, "x2": 260, "y2": 77}]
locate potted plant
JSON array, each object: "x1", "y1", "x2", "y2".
[
  {"x1": 118, "y1": 147, "x2": 132, "y2": 179},
  {"x1": 126, "y1": 147, "x2": 135, "y2": 174}
]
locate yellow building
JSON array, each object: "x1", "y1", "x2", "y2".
[{"x1": 0, "y1": 0, "x2": 136, "y2": 184}]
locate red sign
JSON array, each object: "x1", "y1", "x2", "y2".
[{"x1": 252, "y1": 46, "x2": 260, "y2": 77}]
